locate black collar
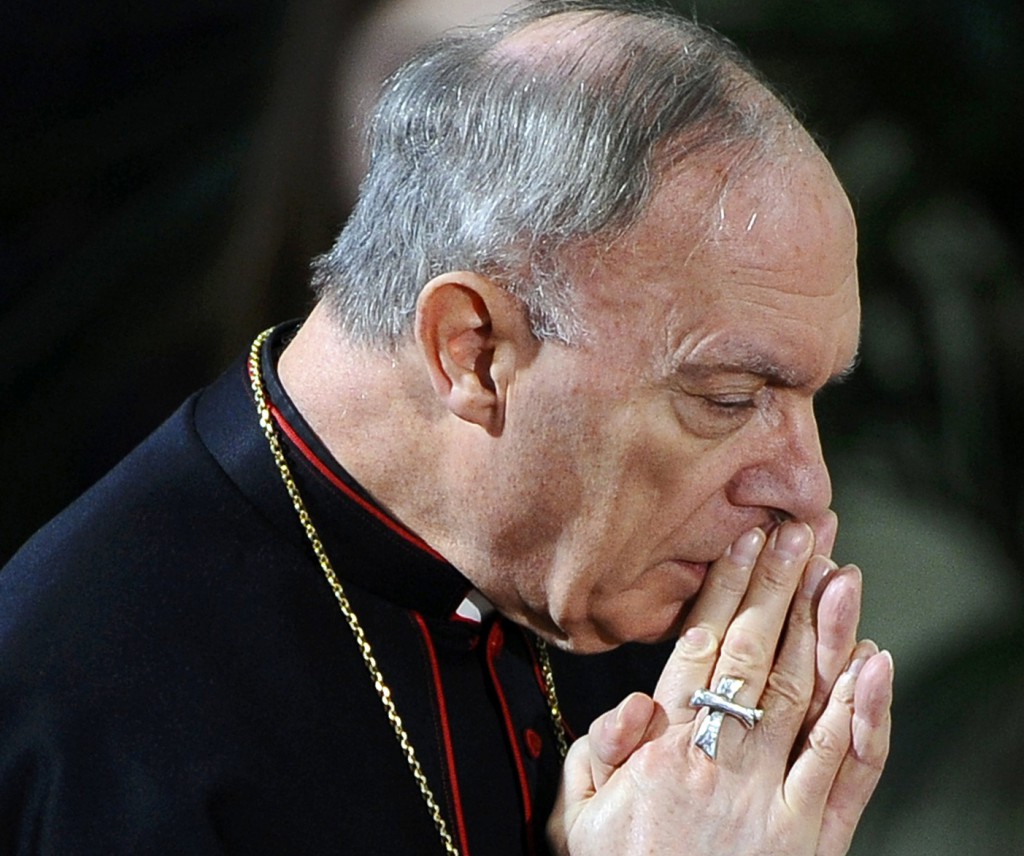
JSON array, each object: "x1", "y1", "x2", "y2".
[{"x1": 194, "y1": 323, "x2": 485, "y2": 625}]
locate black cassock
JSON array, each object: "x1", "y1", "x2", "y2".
[{"x1": 0, "y1": 324, "x2": 669, "y2": 855}]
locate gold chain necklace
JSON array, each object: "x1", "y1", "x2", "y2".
[{"x1": 248, "y1": 328, "x2": 569, "y2": 856}]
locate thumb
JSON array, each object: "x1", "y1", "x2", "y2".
[
  {"x1": 547, "y1": 693, "x2": 658, "y2": 855},
  {"x1": 588, "y1": 692, "x2": 657, "y2": 789}
]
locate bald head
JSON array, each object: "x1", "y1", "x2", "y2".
[{"x1": 312, "y1": 0, "x2": 821, "y2": 347}]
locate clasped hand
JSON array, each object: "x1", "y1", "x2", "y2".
[{"x1": 548, "y1": 518, "x2": 893, "y2": 856}]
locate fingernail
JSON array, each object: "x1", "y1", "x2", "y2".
[
  {"x1": 726, "y1": 528, "x2": 764, "y2": 565},
  {"x1": 845, "y1": 655, "x2": 867, "y2": 678},
  {"x1": 771, "y1": 521, "x2": 811, "y2": 559},
  {"x1": 802, "y1": 555, "x2": 836, "y2": 597},
  {"x1": 857, "y1": 638, "x2": 880, "y2": 658},
  {"x1": 680, "y1": 626, "x2": 713, "y2": 652}
]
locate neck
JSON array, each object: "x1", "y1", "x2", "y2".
[
  {"x1": 276, "y1": 305, "x2": 558, "y2": 638},
  {"x1": 278, "y1": 305, "x2": 430, "y2": 514},
  {"x1": 277, "y1": 306, "x2": 485, "y2": 566}
]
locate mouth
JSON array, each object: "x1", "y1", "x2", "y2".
[
  {"x1": 710, "y1": 514, "x2": 789, "y2": 564},
  {"x1": 671, "y1": 558, "x2": 711, "y2": 584}
]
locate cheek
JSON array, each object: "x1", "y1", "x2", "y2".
[
  {"x1": 552, "y1": 406, "x2": 717, "y2": 581},
  {"x1": 616, "y1": 403, "x2": 725, "y2": 510},
  {"x1": 493, "y1": 389, "x2": 606, "y2": 553},
  {"x1": 604, "y1": 415, "x2": 761, "y2": 564}
]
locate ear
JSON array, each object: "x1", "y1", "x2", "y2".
[{"x1": 415, "y1": 271, "x2": 534, "y2": 436}]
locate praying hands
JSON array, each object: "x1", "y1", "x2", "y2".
[{"x1": 550, "y1": 518, "x2": 893, "y2": 856}]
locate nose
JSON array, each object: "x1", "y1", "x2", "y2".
[{"x1": 726, "y1": 399, "x2": 832, "y2": 523}]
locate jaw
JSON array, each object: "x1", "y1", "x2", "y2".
[{"x1": 533, "y1": 557, "x2": 711, "y2": 653}]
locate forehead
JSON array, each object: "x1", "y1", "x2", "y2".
[{"x1": 569, "y1": 149, "x2": 861, "y2": 386}]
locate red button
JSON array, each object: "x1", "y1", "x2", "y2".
[{"x1": 524, "y1": 728, "x2": 543, "y2": 758}]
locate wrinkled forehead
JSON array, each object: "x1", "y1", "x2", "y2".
[
  {"x1": 698, "y1": 151, "x2": 858, "y2": 293},
  {"x1": 563, "y1": 145, "x2": 861, "y2": 381},
  {"x1": 582, "y1": 144, "x2": 857, "y2": 296}
]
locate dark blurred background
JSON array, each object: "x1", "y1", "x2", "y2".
[{"x1": 2, "y1": 0, "x2": 1021, "y2": 852}]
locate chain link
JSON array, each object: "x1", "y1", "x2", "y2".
[
  {"x1": 248, "y1": 329, "x2": 568, "y2": 855},
  {"x1": 534, "y1": 638, "x2": 570, "y2": 760}
]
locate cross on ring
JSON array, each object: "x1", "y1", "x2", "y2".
[{"x1": 689, "y1": 675, "x2": 764, "y2": 760}]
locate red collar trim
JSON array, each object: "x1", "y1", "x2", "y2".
[{"x1": 267, "y1": 400, "x2": 447, "y2": 563}]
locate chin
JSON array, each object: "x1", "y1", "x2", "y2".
[{"x1": 552, "y1": 607, "x2": 687, "y2": 654}]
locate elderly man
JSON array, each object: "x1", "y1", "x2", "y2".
[{"x1": 0, "y1": 2, "x2": 891, "y2": 854}]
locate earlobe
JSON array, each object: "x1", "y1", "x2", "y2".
[{"x1": 415, "y1": 272, "x2": 530, "y2": 436}]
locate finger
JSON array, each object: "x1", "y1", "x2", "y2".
[
  {"x1": 587, "y1": 693, "x2": 658, "y2": 790},
  {"x1": 806, "y1": 565, "x2": 861, "y2": 729},
  {"x1": 684, "y1": 527, "x2": 766, "y2": 637},
  {"x1": 782, "y1": 648, "x2": 859, "y2": 817},
  {"x1": 548, "y1": 735, "x2": 593, "y2": 853},
  {"x1": 807, "y1": 509, "x2": 838, "y2": 558},
  {"x1": 711, "y1": 522, "x2": 814, "y2": 715},
  {"x1": 652, "y1": 625, "x2": 721, "y2": 721},
  {"x1": 816, "y1": 650, "x2": 894, "y2": 856},
  {"x1": 796, "y1": 638, "x2": 877, "y2": 758},
  {"x1": 652, "y1": 527, "x2": 765, "y2": 718},
  {"x1": 756, "y1": 554, "x2": 836, "y2": 755}
]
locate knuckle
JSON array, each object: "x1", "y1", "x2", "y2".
[
  {"x1": 629, "y1": 729, "x2": 690, "y2": 778},
  {"x1": 765, "y1": 668, "x2": 810, "y2": 710},
  {"x1": 852, "y1": 714, "x2": 891, "y2": 766},
  {"x1": 754, "y1": 557, "x2": 802, "y2": 597},
  {"x1": 705, "y1": 566, "x2": 750, "y2": 600},
  {"x1": 645, "y1": 733, "x2": 722, "y2": 792},
  {"x1": 720, "y1": 625, "x2": 771, "y2": 672},
  {"x1": 807, "y1": 720, "x2": 848, "y2": 762},
  {"x1": 673, "y1": 626, "x2": 720, "y2": 663}
]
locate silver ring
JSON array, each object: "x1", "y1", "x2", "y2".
[{"x1": 689, "y1": 675, "x2": 764, "y2": 760}]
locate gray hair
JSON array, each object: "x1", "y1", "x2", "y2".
[{"x1": 312, "y1": 0, "x2": 797, "y2": 346}]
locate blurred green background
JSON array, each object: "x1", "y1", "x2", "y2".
[{"x1": 2, "y1": 0, "x2": 1021, "y2": 852}]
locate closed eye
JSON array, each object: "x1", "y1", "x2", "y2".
[{"x1": 703, "y1": 395, "x2": 757, "y2": 411}]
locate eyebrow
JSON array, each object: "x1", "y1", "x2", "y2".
[{"x1": 672, "y1": 348, "x2": 860, "y2": 391}]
